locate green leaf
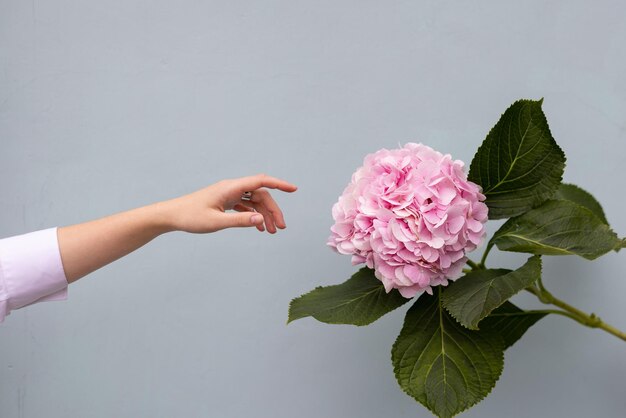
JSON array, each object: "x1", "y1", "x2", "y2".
[
  {"x1": 480, "y1": 301, "x2": 547, "y2": 349},
  {"x1": 287, "y1": 268, "x2": 410, "y2": 326},
  {"x1": 468, "y1": 99, "x2": 566, "y2": 219},
  {"x1": 392, "y1": 290, "x2": 504, "y2": 418},
  {"x1": 491, "y1": 199, "x2": 620, "y2": 260},
  {"x1": 442, "y1": 256, "x2": 541, "y2": 329},
  {"x1": 553, "y1": 183, "x2": 608, "y2": 224}
]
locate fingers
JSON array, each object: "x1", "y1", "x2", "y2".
[
  {"x1": 229, "y1": 175, "x2": 294, "y2": 233},
  {"x1": 214, "y1": 211, "x2": 264, "y2": 231},
  {"x1": 214, "y1": 174, "x2": 296, "y2": 233},
  {"x1": 250, "y1": 201, "x2": 277, "y2": 233},
  {"x1": 234, "y1": 198, "x2": 281, "y2": 234},
  {"x1": 233, "y1": 203, "x2": 265, "y2": 232},
  {"x1": 250, "y1": 189, "x2": 286, "y2": 230},
  {"x1": 234, "y1": 174, "x2": 298, "y2": 194}
]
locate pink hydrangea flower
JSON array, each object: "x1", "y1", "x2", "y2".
[{"x1": 328, "y1": 143, "x2": 488, "y2": 298}]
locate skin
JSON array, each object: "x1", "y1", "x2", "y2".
[{"x1": 57, "y1": 174, "x2": 297, "y2": 283}]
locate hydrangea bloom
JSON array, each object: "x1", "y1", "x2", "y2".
[{"x1": 328, "y1": 143, "x2": 488, "y2": 298}]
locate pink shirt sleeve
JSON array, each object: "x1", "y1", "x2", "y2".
[{"x1": 0, "y1": 227, "x2": 69, "y2": 322}]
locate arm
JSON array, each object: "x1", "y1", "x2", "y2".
[{"x1": 58, "y1": 174, "x2": 297, "y2": 283}]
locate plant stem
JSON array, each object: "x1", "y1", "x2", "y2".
[
  {"x1": 525, "y1": 284, "x2": 626, "y2": 342},
  {"x1": 466, "y1": 259, "x2": 481, "y2": 270},
  {"x1": 478, "y1": 243, "x2": 493, "y2": 268}
]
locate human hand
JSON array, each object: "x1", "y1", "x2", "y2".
[{"x1": 157, "y1": 174, "x2": 298, "y2": 234}]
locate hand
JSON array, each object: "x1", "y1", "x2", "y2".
[{"x1": 158, "y1": 174, "x2": 298, "y2": 234}]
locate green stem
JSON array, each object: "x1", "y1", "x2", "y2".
[
  {"x1": 525, "y1": 284, "x2": 626, "y2": 342},
  {"x1": 536, "y1": 275, "x2": 549, "y2": 294},
  {"x1": 524, "y1": 288, "x2": 590, "y2": 324},
  {"x1": 478, "y1": 242, "x2": 494, "y2": 268},
  {"x1": 466, "y1": 259, "x2": 481, "y2": 270}
]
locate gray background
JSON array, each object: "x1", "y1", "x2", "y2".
[{"x1": 1, "y1": 1, "x2": 625, "y2": 417}]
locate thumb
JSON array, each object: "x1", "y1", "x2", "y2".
[{"x1": 215, "y1": 212, "x2": 264, "y2": 230}]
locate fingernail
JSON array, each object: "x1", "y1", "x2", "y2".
[{"x1": 251, "y1": 214, "x2": 263, "y2": 224}]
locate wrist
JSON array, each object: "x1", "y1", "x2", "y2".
[{"x1": 141, "y1": 200, "x2": 178, "y2": 236}]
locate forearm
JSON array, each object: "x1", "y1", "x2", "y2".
[{"x1": 58, "y1": 203, "x2": 172, "y2": 283}]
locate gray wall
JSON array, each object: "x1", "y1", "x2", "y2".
[{"x1": 1, "y1": 1, "x2": 625, "y2": 417}]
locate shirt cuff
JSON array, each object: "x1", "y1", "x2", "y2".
[{"x1": 0, "y1": 227, "x2": 69, "y2": 322}]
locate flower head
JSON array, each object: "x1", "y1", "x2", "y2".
[{"x1": 328, "y1": 143, "x2": 488, "y2": 298}]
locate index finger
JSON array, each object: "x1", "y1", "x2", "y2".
[{"x1": 234, "y1": 174, "x2": 298, "y2": 193}]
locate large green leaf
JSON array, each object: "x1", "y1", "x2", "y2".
[
  {"x1": 468, "y1": 99, "x2": 566, "y2": 219},
  {"x1": 553, "y1": 183, "x2": 608, "y2": 224},
  {"x1": 491, "y1": 199, "x2": 620, "y2": 260},
  {"x1": 480, "y1": 301, "x2": 547, "y2": 349},
  {"x1": 392, "y1": 290, "x2": 504, "y2": 418},
  {"x1": 442, "y1": 256, "x2": 541, "y2": 329},
  {"x1": 287, "y1": 268, "x2": 410, "y2": 326}
]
